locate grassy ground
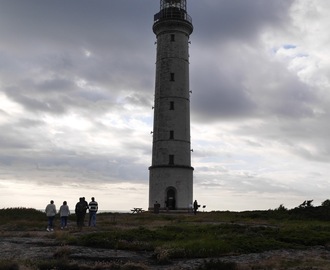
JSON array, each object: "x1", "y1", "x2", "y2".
[{"x1": 1, "y1": 207, "x2": 330, "y2": 269}]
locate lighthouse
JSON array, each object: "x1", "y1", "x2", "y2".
[{"x1": 149, "y1": 0, "x2": 193, "y2": 211}]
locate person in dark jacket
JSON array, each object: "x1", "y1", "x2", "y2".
[
  {"x1": 193, "y1": 200, "x2": 199, "y2": 215},
  {"x1": 75, "y1": 197, "x2": 87, "y2": 229}
]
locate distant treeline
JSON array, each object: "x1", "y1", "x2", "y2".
[{"x1": 220, "y1": 199, "x2": 330, "y2": 221}]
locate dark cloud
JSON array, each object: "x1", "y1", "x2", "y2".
[
  {"x1": 191, "y1": 0, "x2": 294, "y2": 43},
  {"x1": 191, "y1": 42, "x2": 319, "y2": 123},
  {"x1": 0, "y1": 0, "x2": 156, "y2": 107},
  {"x1": 0, "y1": 1, "x2": 156, "y2": 48},
  {"x1": 192, "y1": 73, "x2": 256, "y2": 122}
]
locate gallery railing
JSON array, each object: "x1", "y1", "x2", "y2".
[{"x1": 154, "y1": 8, "x2": 192, "y2": 24}]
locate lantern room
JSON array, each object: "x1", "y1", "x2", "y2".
[{"x1": 154, "y1": 0, "x2": 192, "y2": 24}]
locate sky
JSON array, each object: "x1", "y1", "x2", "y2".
[{"x1": 0, "y1": 0, "x2": 329, "y2": 212}]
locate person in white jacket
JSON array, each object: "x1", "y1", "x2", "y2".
[
  {"x1": 59, "y1": 201, "x2": 70, "y2": 229},
  {"x1": 45, "y1": 200, "x2": 56, "y2": 231}
]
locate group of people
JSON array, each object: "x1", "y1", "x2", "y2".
[{"x1": 45, "y1": 197, "x2": 98, "y2": 231}]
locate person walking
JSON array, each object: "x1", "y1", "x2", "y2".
[
  {"x1": 45, "y1": 200, "x2": 56, "y2": 231},
  {"x1": 59, "y1": 201, "x2": 70, "y2": 229},
  {"x1": 75, "y1": 197, "x2": 86, "y2": 230},
  {"x1": 88, "y1": 197, "x2": 98, "y2": 226},
  {"x1": 193, "y1": 200, "x2": 199, "y2": 215}
]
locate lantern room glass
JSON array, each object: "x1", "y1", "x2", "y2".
[{"x1": 160, "y1": 0, "x2": 187, "y2": 11}]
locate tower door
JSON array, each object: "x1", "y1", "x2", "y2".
[{"x1": 166, "y1": 188, "x2": 176, "y2": 210}]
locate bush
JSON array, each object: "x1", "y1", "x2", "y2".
[{"x1": 0, "y1": 208, "x2": 44, "y2": 220}]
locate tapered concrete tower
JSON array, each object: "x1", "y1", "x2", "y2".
[{"x1": 149, "y1": 0, "x2": 193, "y2": 211}]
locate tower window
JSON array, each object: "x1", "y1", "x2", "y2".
[
  {"x1": 170, "y1": 101, "x2": 174, "y2": 110},
  {"x1": 170, "y1": 34, "x2": 175, "y2": 42},
  {"x1": 170, "y1": 130, "x2": 174, "y2": 139},
  {"x1": 170, "y1": 73, "x2": 175, "y2": 81},
  {"x1": 169, "y1": 155, "x2": 174, "y2": 165}
]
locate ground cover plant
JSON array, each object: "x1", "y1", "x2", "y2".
[
  {"x1": 2, "y1": 202, "x2": 330, "y2": 269},
  {"x1": 69, "y1": 218, "x2": 330, "y2": 259}
]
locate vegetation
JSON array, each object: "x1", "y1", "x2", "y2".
[
  {"x1": 1, "y1": 201, "x2": 330, "y2": 269},
  {"x1": 196, "y1": 259, "x2": 237, "y2": 270},
  {"x1": 0, "y1": 260, "x2": 19, "y2": 270}
]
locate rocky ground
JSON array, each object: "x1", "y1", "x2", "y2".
[{"x1": 2, "y1": 231, "x2": 330, "y2": 269}]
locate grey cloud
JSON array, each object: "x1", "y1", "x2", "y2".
[
  {"x1": 4, "y1": 86, "x2": 68, "y2": 114},
  {"x1": 36, "y1": 78, "x2": 75, "y2": 92},
  {"x1": 3, "y1": 75, "x2": 123, "y2": 116},
  {"x1": 16, "y1": 118, "x2": 45, "y2": 128},
  {"x1": 191, "y1": 0, "x2": 293, "y2": 43},
  {"x1": 2, "y1": 150, "x2": 148, "y2": 186},
  {"x1": 124, "y1": 93, "x2": 152, "y2": 108},
  {"x1": 195, "y1": 170, "x2": 296, "y2": 196},
  {"x1": 250, "y1": 69, "x2": 317, "y2": 119},
  {"x1": 39, "y1": 53, "x2": 75, "y2": 74},
  {"x1": 191, "y1": 45, "x2": 319, "y2": 124},
  {"x1": 0, "y1": 0, "x2": 156, "y2": 52},
  {"x1": 0, "y1": 119, "x2": 48, "y2": 151},
  {"x1": 0, "y1": 0, "x2": 156, "y2": 102},
  {"x1": 291, "y1": 144, "x2": 330, "y2": 163},
  {"x1": 191, "y1": 68, "x2": 255, "y2": 121},
  {"x1": 0, "y1": 137, "x2": 31, "y2": 151}
]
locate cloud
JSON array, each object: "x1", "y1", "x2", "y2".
[
  {"x1": 191, "y1": 0, "x2": 294, "y2": 43},
  {"x1": 0, "y1": 0, "x2": 329, "y2": 211}
]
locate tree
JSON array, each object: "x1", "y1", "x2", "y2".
[
  {"x1": 275, "y1": 204, "x2": 287, "y2": 211},
  {"x1": 321, "y1": 199, "x2": 330, "y2": 207}
]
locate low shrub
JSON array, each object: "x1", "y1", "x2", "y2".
[
  {"x1": 53, "y1": 245, "x2": 72, "y2": 259},
  {"x1": 37, "y1": 260, "x2": 80, "y2": 270},
  {"x1": 0, "y1": 260, "x2": 19, "y2": 270}
]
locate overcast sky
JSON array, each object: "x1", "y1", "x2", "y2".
[{"x1": 0, "y1": 0, "x2": 329, "y2": 212}]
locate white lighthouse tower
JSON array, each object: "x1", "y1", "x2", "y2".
[{"x1": 149, "y1": 0, "x2": 193, "y2": 211}]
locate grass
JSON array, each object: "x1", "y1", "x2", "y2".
[
  {"x1": 34, "y1": 260, "x2": 149, "y2": 270},
  {"x1": 66, "y1": 219, "x2": 330, "y2": 258},
  {"x1": 2, "y1": 206, "x2": 330, "y2": 269},
  {"x1": 0, "y1": 260, "x2": 19, "y2": 270},
  {"x1": 196, "y1": 259, "x2": 237, "y2": 270}
]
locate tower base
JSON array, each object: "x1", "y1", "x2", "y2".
[{"x1": 149, "y1": 165, "x2": 193, "y2": 211}]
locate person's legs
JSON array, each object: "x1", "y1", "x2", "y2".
[
  {"x1": 91, "y1": 212, "x2": 96, "y2": 226},
  {"x1": 64, "y1": 216, "x2": 68, "y2": 228},
  {"x1": 47, "y1": 216, "x2": 51, "y2": 231},
  {"x1": 48, "y1": 216, "x2": 55, "y2": 231},
  {"x1": 60, "y1": 216, "x2": 67, "y2": 229},
  {"x1": 77, "y1": 214, "x2": 83, "y2": 230},
  {"x1": 82, "y1": 213, "x2": 86, "y2": 226}
]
